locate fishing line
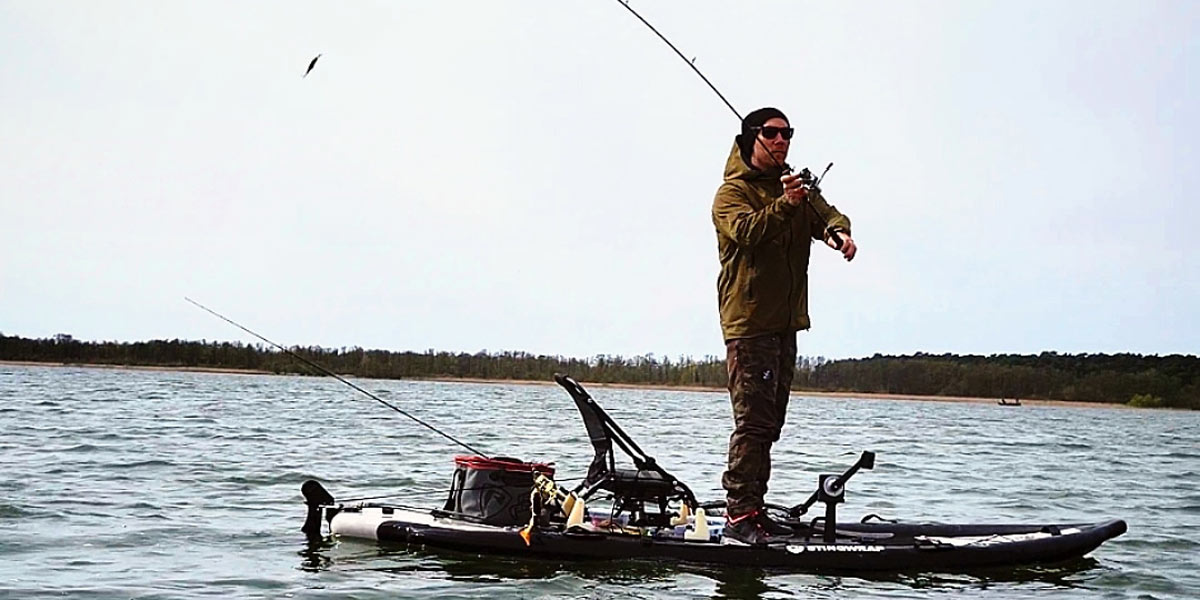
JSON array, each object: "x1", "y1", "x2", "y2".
[
  {"x1": 184, "y1": 297, "x2": 489, "y2": 457},
  {"x1": 613, "y1": 0, "x2": 845, "y2": 248}
]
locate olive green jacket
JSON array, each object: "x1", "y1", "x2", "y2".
[{"x1": 712, "y1": 141, "x2": 851, "y2": 341}]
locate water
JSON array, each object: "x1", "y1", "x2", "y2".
[{"x1": 0, "y1": 364, "x2": 1196, "y2": 599}]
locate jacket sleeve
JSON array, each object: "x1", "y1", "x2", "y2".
[
  {"x1": 712, "y1": 182, "x2": 799, "y2": 248},
  {"x1": 806, "y1": 191, "x2": 852, "y2": 241}
]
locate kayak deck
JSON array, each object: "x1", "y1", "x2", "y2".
[{"x1": 326, "y1": 504, "x2": 1126, "y2": 572}]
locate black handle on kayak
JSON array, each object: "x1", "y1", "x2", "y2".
[
  {"x1": 788, "y1": 451, "x2": 875, "y2": 519},
  {"x1": 826, "y1": 450, "x2": 875, "y2": 498}
]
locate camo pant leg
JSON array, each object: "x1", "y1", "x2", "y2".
[{"x1": 722, "y1": 332, "x2": 797, "y2": 517}]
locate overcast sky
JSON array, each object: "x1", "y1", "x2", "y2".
[{"x1": 2, "y1": 1, "x2": 1196, "y2": 361}]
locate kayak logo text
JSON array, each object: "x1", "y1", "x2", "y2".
[{"x1": 785, "y1": 544, "x2": 886, "y2": 554}]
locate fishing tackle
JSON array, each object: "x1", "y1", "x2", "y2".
[
  {"x1": 613, "y1": 0, "x2": 846, "y2": 248},
  {"x1": 797, "y1": 162, "x2": 834, "y2": 194}
]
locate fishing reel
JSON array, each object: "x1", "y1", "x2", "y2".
[{"x1": 789, "y1": 163, "x2": 832, "y2": 195}]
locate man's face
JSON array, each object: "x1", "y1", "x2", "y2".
[{"x1": 750, "y1": 117, "x2": 792, "y2": 169}]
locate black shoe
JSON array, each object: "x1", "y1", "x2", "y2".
[
  {"x1": 757, "y1": 511, "x2": 795, "y2": 537},
  {"x1": 721, "y1": 511, "x2": 771, "y2": 546}
]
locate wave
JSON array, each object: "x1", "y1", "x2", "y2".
[
  {"x1": 106, "y1": 459, "x2": 175, "y2": 469},
  {"x1": 0, "y1": 504, "x2": 31, "y2": 519}
]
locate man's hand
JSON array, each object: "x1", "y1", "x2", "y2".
[
  {"x1": 781, "y1": 172, "x2": 809, "y2": 205},
  {"x1": 827, "y1": 232, "x2": 856, "y2": 261}
]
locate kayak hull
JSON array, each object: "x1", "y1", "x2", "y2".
[{"x1": 327, "y1": 505, "x2": 1126, "y2": 572}]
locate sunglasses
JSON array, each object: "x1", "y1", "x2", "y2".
[{"x1": 754, "y1": 126, "x2": 795, "y2": 140}]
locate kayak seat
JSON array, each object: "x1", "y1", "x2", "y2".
[
  {"x1": 605, "y1": 468, "x2": 677, "y2": 500},
  {"x1": 555, "y1": 373, "x2": 699, "y2": 526}
]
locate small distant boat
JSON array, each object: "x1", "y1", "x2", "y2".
[{"x1": 998, "y1": 398, "x2": 1022, "y2": 406}]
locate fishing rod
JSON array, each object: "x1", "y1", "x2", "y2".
[
  {"x1": 613, "y1": 0, "x2": 845, "y2": 248},
  {"x1": 184, "y1": 297, "x2": 489, "y2": 457}
]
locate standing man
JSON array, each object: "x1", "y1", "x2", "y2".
[{"x1": 712, "y1": 107, "x2": 856, "y2": 546}]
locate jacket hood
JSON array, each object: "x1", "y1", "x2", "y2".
[{"x1": 722, "y1": 140, "x2": 788, "y2": 183}]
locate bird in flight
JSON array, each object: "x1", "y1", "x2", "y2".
[{"x1": 303, "y1": 54, "x2": 322, "y2": 78}]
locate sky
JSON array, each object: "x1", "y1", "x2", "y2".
[{"x1": 1, "y1": 0, "x2": 1197, "y2": 361}]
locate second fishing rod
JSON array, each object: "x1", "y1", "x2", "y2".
[{"x1": 185, "y1": 297, "x2": 490, "y2": 458}]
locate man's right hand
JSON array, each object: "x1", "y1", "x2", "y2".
[{"x1": 781, "y1": 173, "x2": 809, "y2": 205}]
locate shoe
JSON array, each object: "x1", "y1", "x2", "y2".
[
  {"x1": 757, "y1": 511, "x2": 795, "y2": 537},
  {"x1": 721, "y1": 511, "x2": 771, "y2": 546}
]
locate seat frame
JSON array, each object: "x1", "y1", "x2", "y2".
[{"x1": 555, "y1": 373, "x2": 698, "y2": 526}]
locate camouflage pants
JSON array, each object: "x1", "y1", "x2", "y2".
[{"x1": 721, "y1": 331, "x2": 797, "y2": 517}]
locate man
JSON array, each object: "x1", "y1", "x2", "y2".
[{"x1": 712, "y1": 107, "x2": 856, "y2": 545}]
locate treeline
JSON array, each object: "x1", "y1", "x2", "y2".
[
  {"x1": 1, "y1": 334, "x2": 1195, "y2": 409},
  {"x1": 819, "y1": 352, "x2": 1198, "y2": 409}
]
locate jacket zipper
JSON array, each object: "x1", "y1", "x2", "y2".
[
  {"x1": 748, "y1": 253, "x2": 755, "y2": 301},
  {"x1": 785, "y1": 223, "x2": 794, "y2": 329}
]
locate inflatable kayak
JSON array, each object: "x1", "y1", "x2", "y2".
[
  {"x1": 319, "y1": 503, "x2": 1125, "y2": 571},
  {"x1": 301, "y1": 374, "x2": 1126, "y2": 572}
]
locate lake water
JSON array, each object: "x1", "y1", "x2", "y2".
[{"x1": 1, "y1": 364, "x2": 1196, "y2": 599}]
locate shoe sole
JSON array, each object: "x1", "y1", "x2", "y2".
[{"x1": 720, "y1": 535, "x2": 774, "y2": 547}]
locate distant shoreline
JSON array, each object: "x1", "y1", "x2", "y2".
[
  {"x1": 2, "y1": 359, "x2": 1133, "y2": 410},
  {"x1": 0, "y1": 359, "x2": 273, "y2": 376}
]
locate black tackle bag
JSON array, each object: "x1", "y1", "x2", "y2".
[{"x1": 443, "y1": 455, "x2": 555, "y2": 526}]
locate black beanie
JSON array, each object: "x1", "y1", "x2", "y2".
[{"x1": 736, "y1": 107, "x2": 790, "y2": 167}]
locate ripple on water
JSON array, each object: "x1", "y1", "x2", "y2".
[
  {"x1": 0, "y1": 504, "x2": 32, "y2": 519},
  {"x1": 103, "y1": 459, "x2": 175, "y2": 470},
  {"x1": 52, "y1": 444, "x2": 105, "y2": 451},
  {"x1": 1172, "y1": 496, "x2": 1200, "y2": 512},
  {"x1": 223, "y1": 471, "x2": 325, "y2": 487}
]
